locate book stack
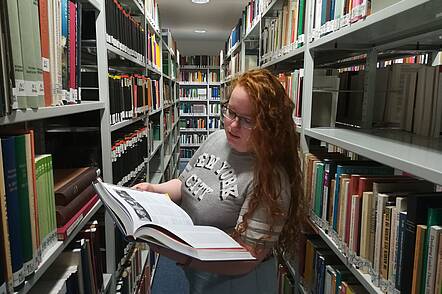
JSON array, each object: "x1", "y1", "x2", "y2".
[
  {"x1": 300, "y1": 235, "x2": 369, "y2": 293},
  {"x1": 305, "y1": 146, "x2": 442, "y2": 293},
  {"x1": 241, "y1": 0, "x2": 262, "y2": 37},
  {"x1": 180, "y1": 103, "x2": 206, "y2": 115},
  {"x1": 0, "y1": 130, "x2": 58, "y2": 291},
  {"x1": 180, "y1": 133, "x2": 208, "y2": 145},
  {"x1": 278, "y1": 69, "x2": 305, "y2": 126},
  {"x1": 180, "y1": 70, "x2": 208, "y2": 83},
  {"x1": 308, "y1": 0, "x2": 372, "y2": 42},
  {"x1": 105, "y1": 0, "x2": 146, "y2": 65},
  {"x1": 180, "y1": 55, "x2": 220, "y2": 68},
  {"x1": 179, "y1": 118, "x2": 206, "y2": 129},
  {"x1": 116, "y1": 246, "x2": 149, "y2": 294},
  {"x1": 29, "y1": 219, "x2": 106, "y2": 294},
  {"x1": 54, "y1": 166, "x2": 100, "y2": 241},
  {"x1": 108, "y1": 74, "x2": 160, "y2": 125},
  {"x1": 4, "y1": 0, "x2": 83, "y2": 110},
  {"x1": 111, "y1": 125, "x2": 148, "y2": 186},
  {"x1": 0, "y1": 0, "x2": 13, "y2": 118},
  {"x1": 261, "y1": 0, "x2": 306, "y2": 64},
  {"x1": 210, "y1": 87, "x2": 220, "y2": 100},
  {"x1": 336, "y1": 62, "x2": 442, "y2": 137},
  {"x1": 147, "y1": 31, "x2": 161, "y2": 70}
]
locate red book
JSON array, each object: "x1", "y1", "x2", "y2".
[
  {"x1": 38, "y1": 0, "x2": 52, "y2": 106},
  {"x1": 57, "y1": 194, "x2": 99, "y2": 241},
  {"x1": 69, "y1": 1, "x2": 77, "y2": 91}
]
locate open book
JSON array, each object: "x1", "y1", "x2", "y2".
[{"x1": 92, "y1": 180, "x2": 255, "y2": 261}]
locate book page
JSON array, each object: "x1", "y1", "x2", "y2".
[
  {"x1": 101, "y1": 182, "x2": 194, "y2": 229},
  {"x1": 140, "y1": 224, "x2": 245, "y2": 249}
]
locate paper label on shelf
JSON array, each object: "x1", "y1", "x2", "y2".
[
  {"x1": 341, "y1": 14, "x2": 351, "y2": 27},
  {"x1": 42, "y1": 57, "x2": 50, "y2": 72},
  {"x1": 298, "y1": 34, "x2": 305, "y2": 44},
  {"x1": 326, "y1": 21, "x2": 332, "y2": 33},
  {"x1": 332, "y1": 19, "x2": 340, "y2": 31}
]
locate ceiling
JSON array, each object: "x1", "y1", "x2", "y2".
[{"x1": 157, "y1": 0, "x2": 249, "y2": 56}]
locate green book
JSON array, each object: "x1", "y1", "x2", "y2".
[
  {"x1": 35, "y1": 156, "x2": 47, "y2": 252},
  {"x1": 6, "y1": 0, "x2": 26, "y2": 109},
  {"x1": 297, "y1": 0, "x2": 305, "y2": 45},
  {"x1": 17, "y1": 0, "x2": 39, "y2": 108},
  {"x1": 421, "y1": 208, "x2": 442, "y2": 294},
  {"x1": 314, "y1": 162, "x2": 325, "y2": 217},
  {"x1": 14, "y1": 135, "x2": 34, "y2": 277}
]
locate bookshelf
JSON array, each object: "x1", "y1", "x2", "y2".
[
  {"x1": 221, "y1": 0, "x2": 442, "y2": 293},
  {"x1": 178, "y1": 57, "x2": 221, "y2": 164},
  {"x1": 0, "y1": 0, "x2": 180, "y2": 292}
]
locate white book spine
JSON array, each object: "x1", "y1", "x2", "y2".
[{"x1": 425, "y1": 226, "x2": 442, "y2": 294}]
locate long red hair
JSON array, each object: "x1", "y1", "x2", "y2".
[{"x1": 231, "y1": 69, "x2": 306, "y2": 257}]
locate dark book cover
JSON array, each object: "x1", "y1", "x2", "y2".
[{"x1": 1, "y1": 137, "x2": 24, "y2": 288}]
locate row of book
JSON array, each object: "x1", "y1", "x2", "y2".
[
  {"x1": 180, "y1": 148, "x2": 197, "y2": 160},
  {"x1": 161, "y1": 28, "x2": 177, "y2": 57},
  {"x1": 116, "y1": 245, "x2": 149, "y2": 294},
  {"x1": 305, "y1": 146, "x2": 442, "y2": 293},
  {"x1": 180, "y1": 133, "x2": 208, "y2": 145},
  {"x1": 180, "y1": 55, "x2": 220, "y2": 67},
  {"x1": 302, "y1": 234, "x2": 370, "y2": 293},
  {"x1": 0, "y1": 131, "x2": 58, "y2": 291},
  {"x1": 28, "y1": 219, "x2": 106, "y2": 294},
  {"x1": 147, "y1": 32, "x2": 161, "y2": 70},
  {"x1": 179, "y1": 71, "x2": 219, "y2": 83},
  {"x1": 2, "y1": 0, "x2": 85, "y2": 113},
  {"x1": 179, "y1": 88, "x2": 207, "y2": 99},
  {"x1": 162, "y1": 83, "x2": 173, "y2": 106},
  {"x1": 278, "y1": 69, "x2": 304, "y2": 126},
  {"x1": 225, "y1": 52, "x2": 241, "y2": 79},
  {"x1": 111, "y1": 125, "x2": 149, "y2": 185},
  {"x1": 180, "y1": 103, "x2": 206, "y2": 114},
  {"x1": 337, "y1": 63, "x2": 442, "y2": 137},
  {"x1": 108, "y1": 74, "x2": 160, "y2": 126},
  {"x1": 179, "y1": 118, "x2": 206, "y2": 129},
  {"x1": 144, "y1": 0, "x2": 159, "y2": 31},
  {"x1": 241, "y1": 0, "x2": 262, "y2": 37},
  {"x1": 105, "y1": 0, "x2": 146, "y2": 64},
  {"x1": 225, "y1": 20, "x2": 242, "y2": 56},
  {"x1": 54, "y1": 166, "x2": 100, "y2": 241},
  {"x1": 261, "y1": 0, "x2": 306, "y2": 63}
]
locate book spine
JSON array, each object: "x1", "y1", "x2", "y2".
[
  {"x1": 6, "y1": 0, "x2": 26, "y2": 109},
  {"x1": 0, "y1": 143, "x2": 13, "y2": 292},
  {"x1": 38, "y1": 0, "x2": 53, "y2": 106},
  {"x1": 31, "y1": 0, "x2": 45, "y2": 107},
  {"x1": 411, "y1": 225, "x2": 426, "y2": 294},
  {"x1": 380, "y1": 206, "x2": 392, "y2": 279},
  {"x1": 13, "y1": 135, "x2": 34, "y2": 277},
  {"x1": 1, "y1": 137, "x2": 24, "y2": 288}
]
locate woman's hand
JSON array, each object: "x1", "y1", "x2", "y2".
[{"x1": 132, "y1": 182, "x2": 155, "y2": 192}]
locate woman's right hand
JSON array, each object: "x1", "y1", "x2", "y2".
[{"x1": 132, "y1": 182, "x2": 155, "y2": 192}]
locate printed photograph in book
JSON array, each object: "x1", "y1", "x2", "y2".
[{"x1": 92, "y1": 180, "x2": 255, "y2": 262}]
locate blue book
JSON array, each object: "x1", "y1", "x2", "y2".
[
  {"x1": 395, "y1": 211, "x2": 407, "y2": 289},
  {"x1": 1, "y1": 137, "x2": 24, "y2": 288},
  {"x1": 331, "y1": 162, "x2": 393, "y2": 230},
  {"x1": 61, "y1": 0, "x2": 68, "y2": 40}
]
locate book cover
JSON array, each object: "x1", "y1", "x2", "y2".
[
  {"x1": 6, "y1": 0, "x2": 26, "y2": 109},
  {"x1": 400, "y1": 192, "x2": 442, "y2": 293},
  {"x1": 54, "y1": 167, "x2": 99, "y2": 206},
  {"x1": 1, "y1": 137, "x2": 24, "y2": 288},
  {"x1": 13, "y1": 135, "x2": 34, "y2": 276},
  {"x1": 411, "y1": 224, "x2": 427, "y2": 293}
]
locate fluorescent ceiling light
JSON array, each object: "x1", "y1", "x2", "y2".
[
  {"x1": 194, "y1": 30, "x2": 206, "y2": 33},
  {"x1": 192, "y1": 0, "x2": 209, "y2": 3}
]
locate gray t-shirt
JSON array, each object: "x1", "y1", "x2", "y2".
[{"x1": 179, "y1": 130, "x2": 290, "y2": 248}]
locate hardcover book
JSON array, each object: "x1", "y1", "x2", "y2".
[{"x1": 93, "y1": 180, "x2": 255, "y2": 261}]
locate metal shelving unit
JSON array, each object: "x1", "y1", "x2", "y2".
[{"x1": 219, "y1": 0, "x2": 442, "y2": 293}]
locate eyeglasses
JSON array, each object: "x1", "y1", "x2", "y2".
[{"x1": 221, "y1": 105, "x2": 255, "y2": 129}]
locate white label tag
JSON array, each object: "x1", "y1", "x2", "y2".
[{"x1": 42, "y1": 57, "x2": 50, "y2": 72}]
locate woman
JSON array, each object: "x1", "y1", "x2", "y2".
[{"x1": 134, "y1": 68, "x2": 305, "y2": 293}]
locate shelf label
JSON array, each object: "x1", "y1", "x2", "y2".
[{"x1": 42, "y1": 57, "x2": 50, "y2": 72}]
